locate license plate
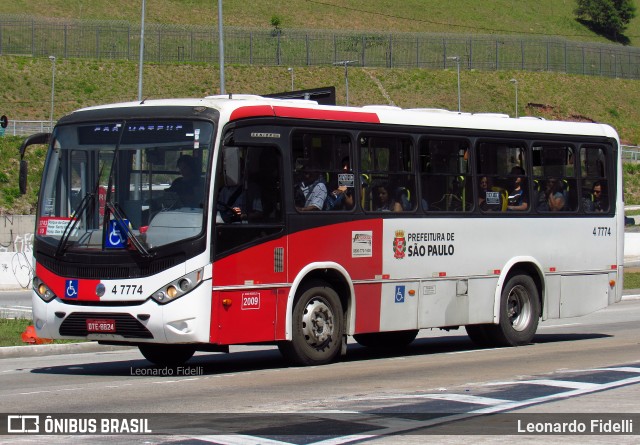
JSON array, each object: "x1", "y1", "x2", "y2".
[{"x1": 86, "y1": 319, "x2": 116, "y2": 333}]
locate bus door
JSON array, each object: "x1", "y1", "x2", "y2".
[{"x1": 212, "y1": 141, "x2": 286, "y2": 344}]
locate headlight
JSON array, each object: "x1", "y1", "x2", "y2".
[
  {"x1": 151, "y1": 268, "x2": 203, "y2": 304},
  {"x1": 33, "y1": 276, "x2": 57, "y2": 302}
]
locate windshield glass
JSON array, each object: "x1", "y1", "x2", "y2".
[{"x1": 37, "y1": 119, "x2": 214, "y2": 251}]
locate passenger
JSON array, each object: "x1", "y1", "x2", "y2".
[
  {"x1": 584, "y1": 181, "x2": 607, "y2": 213},
  {"x1": 507, "y1": 166, "x2": 528, "y2": 211},
  {"x1": 537, "y1": 178, "x2": 565, "y2": 212},
  {"x1": 216, "y1": 182, "x2": 263, "y2": 223},
  {"x1": 328, "y1": 156, "x2": 355, "y2": 210},
  {"x1": 478, "y1": 176, "x2": 501, "y2": 211},
  {"x1": 165, "y1": 155, "x2": 202, "y2": 208},
  {"x1": 294, "y1": 160, "x2": 327, "y2": 211},
  {"x1": 374, "y1": 182, "x2": 403, "y2": 212}
]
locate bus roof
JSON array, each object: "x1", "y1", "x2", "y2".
[{"x1": 72, "y1": 94, "x2": 619, "y2": 141}]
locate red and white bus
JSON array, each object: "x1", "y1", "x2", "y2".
[{"x1": 24, "y1": 95, "x2": 624, "y2": 366}]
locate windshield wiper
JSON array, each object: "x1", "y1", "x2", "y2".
[
  {"x1": 55, "y1": 191, "x2": 94, "y2": 257},
  {"x1": 104, "y1": 201, "x2": 153, "y2": 258}
]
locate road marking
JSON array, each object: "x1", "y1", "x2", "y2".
[
  {"x1": 185, "y1": 369, "x2": 640, "y2": 445},
  {"x1": 514, "y1": 379, "x2": 601, "y2": 390}
]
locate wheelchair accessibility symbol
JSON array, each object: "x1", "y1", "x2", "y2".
[
  {"x1": 106, "y1": 219, "x2": 128, "y2": 249},
  {"x1": 394, "y1": 285, "x2": 405, "y2": 303},
  {"x1": 65, "y1": 279, "x2": 79, "y2": 299}
]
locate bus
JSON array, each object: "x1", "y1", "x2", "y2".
[{"x1": 22, "y1": 95, "x2": 624, "y2": 366}]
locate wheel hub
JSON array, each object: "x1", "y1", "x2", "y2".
[
  {"x1": 507, "y1": 284, "x2": 531, "y2": 331},
  {"x1": 301, "y1": 298, "x2": 334, "y2": 348}
]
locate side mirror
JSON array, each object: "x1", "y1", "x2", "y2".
[
  {"x1": 19, "y1": 160, "x2": 28, "y2": 194},
  {"x1": 18, "y1": 132, "x2": 50, "y2": 195}
]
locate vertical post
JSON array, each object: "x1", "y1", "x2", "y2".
[
  {"x1": 218, "y1": 0, "x2": 225, "y2": 94},
  {"x1": 447, "y1": 56, "x2": 461, "y2": 112},
  {"x1": 334, "y1": 60, "x2": 356, "y2": 106},
  {"x1": 49, "y1": 56, "x2": 56, "y2": 131},
  {"x1": 137, "y1": 0, "x2": 145, "y2": 101},
  {"x1": 510, "y1": 78, "x2": 518, "y2": 118},
  {"x1": 135, "y1": 0, "x2": 145, "y2": 201},
  {"x1": 288, "y1": 67, "x2": 294, "y2": 91}
]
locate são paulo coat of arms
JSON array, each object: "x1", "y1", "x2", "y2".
[{"x1": 393, "y1": 229, "x2": 406, "y2": 259}]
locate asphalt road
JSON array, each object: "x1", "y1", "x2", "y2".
[{"x1": 1, "y1": 296, "x2": 639, "y2": 444}]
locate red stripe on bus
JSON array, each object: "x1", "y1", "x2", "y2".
[
  {"x1": 35, "y1": 262, "x2": 101, "y2": 301},
  {"x1": 229, "y1": 105, "x2": 275, "y2": 121},
  {"x1": 272, "y1": 106, "x2": 380, "y2": 123}
]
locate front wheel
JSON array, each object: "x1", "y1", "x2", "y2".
[
  {"x1": 139, "y1": 344, "x2": 196, "y2": 366},
  {"x1": 278, "y1": 281, "x2": 344, "y2": 366},
  {"x1": 491, "y1": 274, "x2": 540, "y2": 346}
]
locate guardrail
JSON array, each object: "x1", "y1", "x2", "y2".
[
  {"x1": 1, "y1": 120, "x2": 54, "y2": 136},
  {"x1": 622, "y1": 145, "x2": 640, "y2": 162}
]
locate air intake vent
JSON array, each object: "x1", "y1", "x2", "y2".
[{"x1": 274, "y1": 247, "x2": 284, "y2": 273}]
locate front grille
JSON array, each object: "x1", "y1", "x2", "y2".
[{"x1": 59, "y1": 312, "x2": 153, "y2": 339}]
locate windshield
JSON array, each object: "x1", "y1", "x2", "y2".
[{"x1": 37, "y1": 119, "x2": 214, "y2": 252}]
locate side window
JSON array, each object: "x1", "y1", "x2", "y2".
[
  {"x1": 477, "y1": 141, "x2": 528, "y2": 212},
  {"x1": 360, "y1": 135, "x2": 415, "y2": 212},
  {"x1": 532, "y1": 143, "x2": 577, "y2": 212},
  {"x1": 217, "y1": 146, "x2": 282, "y2": 224},
  {"x1": 419, "y1": 138, "x2": 471, "y2": 212},
  {"x1": 291, "y1": 132, "x2": 353, "y2": 211},
  {"x1": 580, "y1": 145, "x2": 610, "y2": 213},
  {"x1": 214, "y1": 144, "x2": 284, "y2": 256}
]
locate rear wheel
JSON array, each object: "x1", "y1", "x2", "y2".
[
  {"x1": 491, "y1": 274, "x2": 540, "y2": 346},
  {"x1": 353, "y1": 330, "x2": 418, "y2": 349},
  {"x1": 138, "y1": 344, "x2": 196, "y2": 366},
  {"x1": 465, "y1": 324, "x2": 496, "y2": 347},
  {"x1": 278, "y1": 281, "x2": 344, "y2": 366}
]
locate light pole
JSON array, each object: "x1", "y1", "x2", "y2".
[
  {"x1": 287, "y1": 67, "x2": 294, "y2": 91},
  {"x1": 218, "y1": 0, "x2": 225, "y2": 94},
  {"x1": 334, "y1": 60, "x2": 357, "y2": 106},
  {"x1": 447, "y1": 56, "x2": 461, "y2": 112},
  {"x1": 510, "y1": 78, "x2": 518, "y2": 118},
  {"x1": 137, "y1": 0, "x2": 145, "y2": 101},
  {"x1": 48, "y1": 56, "x2": 56, "y2": 131}
]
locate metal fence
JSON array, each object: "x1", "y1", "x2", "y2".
[
  {"x1": 1, "y1": 120, "x2": 53, "y2": 136},
  {"x1": 2, "y1": 15, "x2": 640, "y2": 78},
  {"x1": 623, "y1": 145, "x2": 640, "y2": 162}
]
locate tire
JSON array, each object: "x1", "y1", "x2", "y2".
[
  {"x1": 139, "y1": 344, "x2": 196, "y2": 366},
  {"x1": 464, "y1": 324, "x2": 496, "y2": 347},
  {"x1": 278, "y1": 281, "x2": 345, "y2": 366},
  {"x1": 491, "y1": 274, "x2": 540, "y2": 346},
  {"x1": 353, "y1": 330, "x2": 418, "y2": 349}
]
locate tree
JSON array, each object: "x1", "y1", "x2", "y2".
[
  {"x1": 270, "y1": 15, "x2": 282, "y2": 36},
  {"x1": 575, "y1": 0, "x2": 636, "y2": 41}
]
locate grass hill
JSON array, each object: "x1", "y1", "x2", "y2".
[{"x1": 4, "y1": 1, "x2": 640, "y2": 46}]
